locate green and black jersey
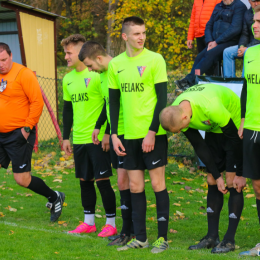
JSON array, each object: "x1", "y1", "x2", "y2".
[
  {"x1": 63, "y1": 68, "x2": 106, "y2": 144},
  {"x1": 108, "y1": 48, "x2": 168, "y2": 139},
  {"x1": 173, "y1": 84, "x2": 241, "y2": 133},
  {"x1": 100, "y1": 70, "x2": 124, "y2": 135},
  {"x1": 242, "y1": 45, "x2": 260, "y2": 131}
]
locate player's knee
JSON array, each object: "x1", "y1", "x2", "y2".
[
  {"x1": 226, "y1": 175, "x2": 235, "y2": 188},
  {"x1": 13, "y1": 174, "x2": 29, "y2": 187},
  {"x1": 207, "y1": 174, "x2": 216, "y2": 185},
  {"x1": 129, "y1": 180, "x2": 144, "y2": 193},
  {"x1": 151, "y1": 178, "x2": 165, "y2": 192},
  {"x1": 118, "y1": 177, "x2": 129, "y2": 190},
  {"x1": 253, "y1": 183, "x2": 260, "y2": 199}
]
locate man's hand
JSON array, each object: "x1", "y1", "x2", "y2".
[
  {"x1": 207, "y1": 41, "x2": 218, "y2": 51},
  {"x1": 216, "y1": 176, "x2": 228, "y2": 194},
  {"x1": 0, "y1": 164, "x2": 1, "y2": 169},
  {"x1": 237, "y1": 47, "x2": 247, "y2": 57},
  {"x1": 233, "y1": 176, "x2": 246, "y2": 193},
  {"x1": 21, "y1": 127, "x2": 30, "y2": 140},
  {"x1": 142, "y1": 130, "x2": 156, "y2": 153},
  {"x1": 63, "y1": 139, "x2": 72, "y2": 156},
  {"x1": 102, "y1": 134, "x2": 110, "y2": 152},
  {"x1": 238, "y1": 118, "x2": 245, "y2": 139},
  {"x1": 92, "y1": 129, "x2": 100, "y2": 145},
  {"x1": 111, "y1": 134, "x2": 126, "y2": 156},
  {"x1": 187, "y1": 40, "x2": 193, "y2": 49}
]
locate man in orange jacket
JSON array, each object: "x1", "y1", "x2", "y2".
[
  {"x1": 0, "y1": 42, "x2": 65, "y2": 222},
  {"x1": 187, "y1": 0, "x2": 221, "y2": 53}
]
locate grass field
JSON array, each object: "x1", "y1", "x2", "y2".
[{"x1": 0, "y1": 148, "x2": 259, "y2": 260}]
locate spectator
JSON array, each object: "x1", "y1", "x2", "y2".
[
  {"x1": 223, "y1": 0, "x2": 260, "y2": 78},
  {"x1": 175, "y1": 0, "x2": 247, "y2": 90},
  {"x1": 187, "y1": 0, "x2": 221, "y2": 53}
]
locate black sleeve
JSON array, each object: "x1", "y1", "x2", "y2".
[
  {"x1": 95, "y1": 101, "x2": 107, "y2": 130},
  {"x1": 109, "y1": 88, "x2": 121, "y2": 135},
  {"x1": 183, "y1": 128, "x2": 221, "y2": 179},
  {"x1": 220, "y1": 119, "x2": 243, "y2": 176},
  {"x1": 241, "y1": 78, "x2": 247, "y2": 118},
  {"x1": 63, "y1": 101, "x2": 73, "y2": 140},
  {"x1": 149, "y1": 82, "x2": 167, "y2": 132},
  {"x1": 105, "y1": 122, "x2": 110, "y2": 135}
]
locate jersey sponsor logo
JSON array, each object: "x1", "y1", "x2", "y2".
[
  {"x1": 248, "y1": 60, "x2": 254, "y2": 64},
  {"x1": 84, "y1": 78, "x2": 91, "y2": 88},
  {"x1": 118, "y1": 69, "x2": 125, "y2": 74},
  {"x1": 71, "y1": 93, "x2": 88, "y2": 103},
  {"x1": 185, "y1": 85, "x2": 205, "y2": 92},
  {"x1": 137, "y1": 66, "x2": 146, "y2": 77},
  {"x1": 19, "y1": 164, "x2": 27, "y2": 169},
  {"x1": 247, "y1": 74, "x2": 260, "y2": 84},
  {"x1": 152, "y1": 159, "x2": 161, "y2": 165},
  {"x1": 121, "y1": 83, "x2": 144, "y2": 92},
  {"x1": 202, "y1": 120, "x2": 211, "y2": 126},
  {"x1": 100, "y1": 170, "x2": 108, "y2": 175}
]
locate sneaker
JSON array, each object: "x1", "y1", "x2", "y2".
[
  {"x1": 46, "y1": 191, "x2": 65, "y2": 222},
  {"x1": 151, "y1": 237, "x2": 169, "y2": 253},
  {"x1": 107, "y1": 234, "x2": 131, "y2": 246},
  {"x1": 117, "y1": 238, "x2": 149, "y2": 251},
  {"x1": 174, "y1": 79, "x2": 190, "y2": 90},
  {"x1": 68, "y1": 223, "x2": 96, "y2": 234},
  {"x1": 188, "y1": 235, "x2": 220, "y2": 250},
  {"x1": 239, "y1": 243, "x2": 260, "y2": 256},
  {"x1": 108, "y1": 234, "x2": 120, "y2": 241},
  {"x1": 211, "y1": 239, "x2": 235, "y2": 254},
  {"x1": 98, "y1": 224, "x2": 117, "y2": 237}
]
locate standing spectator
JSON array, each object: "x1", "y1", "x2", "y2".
[
  {"x1": 0, "y1": 42, "x2": 65, "y2": 222},
  {"x1": 187, "y1": 0, "x2": 221, "y2": 53},
  {"x1": 223, "y1": 0, "x2": 260, "y2": 78},
  {"x1": 175, "y1": 0, "x2": 247, "y2": 90}
]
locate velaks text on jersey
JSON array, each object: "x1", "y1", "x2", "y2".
[
  {"x1": 137, "y1": 66, "x2": 146, "y2": 77},
  {"x1": 121, "y1": 83, "x2": 144, "y2": 92},
  {"x1": 84, "y1": 78, "x2": 91, "y2": 88},
  {"x1": 247, "y1": 74, "x2": 260, "y2": 84}
]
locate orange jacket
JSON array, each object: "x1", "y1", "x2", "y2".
[
  {"x1": 0, "y1": 62, "x2": 44, "y2": 133},
  {"x1": 187, "y1": 0, "x2": 222, "y2": 40}
]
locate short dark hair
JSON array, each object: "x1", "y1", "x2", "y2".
[
  {"x1": 0, "y1": 42, "x2": 11, "y2": 56},
  {"x1": 78, "y1": 41, "x2": 107, "y2": 62},
  {"x1": 122, "y1": 16, "x2": 145, "y2": 33},
  {"x1": 255, "y1": 5, "x2": 260, "y2": 14},
  {"x1": 61, "y1": 34, "x2": 86, "y2": 47}
]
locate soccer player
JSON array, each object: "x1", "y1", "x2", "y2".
[
  {"x1": 239, "y1": 5, "x2": 260, "y2": 256},
  {"x1": 61, "y1": 34, "x2": 117, "y2": 237},
  {"x1": 0, "y1": 42, "x2": 65, "y2": 222},
  {"x1": 109, "y1": 17, "x2": 169, "y2": 253},
  {"x1": 160, "y1": 84, "x2": 246, "y2": 253},
  {"x1": 78, "y1": 40, "x2": 134, "y2": 246}
]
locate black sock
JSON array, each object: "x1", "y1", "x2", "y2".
[
  {"x1": 256, "y1": 199, "x2": 260, "y2": 224},
  {"x1": 80, "y1": 180, "x2": 96, "y2": 214},
  {"x1": 131, "y1": 190, "x2": 147, "y2": 242},
  {"x1": 206, "y1": 185, "x2": 223, "y2": 239},
  {"x1": 120, "y1": 189, "x2": 132, "y2": 236},
  {"x1": 27, "y1": 176, "x2": 57, "y2": 202},
  {"x1": 96, "y1": 179, "x2": 116, "y2": 218},
  {"x1": 155, "y1": 189, "x2": 169, "y2": 241},
  {"x1": 224, "y1": 188, "x2": 244, "y2": 242}
]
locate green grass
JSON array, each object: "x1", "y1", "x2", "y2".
[{"x1": 0, "y1": 154, "x2": 259, "y2": 260}]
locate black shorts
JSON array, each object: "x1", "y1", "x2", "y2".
[
  {"x1": 123, "y1": 134, "x2": 168, "y2": 170},
  {"x1": 0, "y1": 127, "x2": 36, "y2": 173},
  {"x1": 205, "y1": 132, "x2": 235, "y2": 173},
  {"x1": 243, "y1": 129, "x2": 260, "y2": 179},
  {"x1": 73, "y1": 143, "x2": 112, "y2": 181},
  {"x1": 110, "y1": 135, "x2": 125, "y2": 169}
]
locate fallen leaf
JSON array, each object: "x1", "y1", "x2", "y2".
[
  {"x1": 148, "y1": 217, "x2": 155, "y2": 221},
  {"x1": 172, "y1": 181, "x2": 185, "y2": 185},
  {"x1": 171, "y1": 172, "x2": 177, "y2": 175},
  {"x1": 246, "y1": 194, "x2": 255, "y2": 199},
  {"x1": 25, "y1": 194, "x2": 32, "y2": 197},
  {"x1": 9, "y1": 207, "x2": 17, "y2": 212},
  {"x1": 199, "y1": 206, "x2": 205, "y2": 210},
  {"x1": 178, "y1": 163, "x2": 184, "y2": 169},
  {"x1": 169, "y1": 229, "x2": 178, "y2": 233},
  {"x1": 167, "y1": 190, "x2": 174, "y2": 194},
  {"x1": 147, "y1": 204, "x2": 156, "y2": 208},
  {"x1": 59, "y1": 157, "x2": 65, "y2": 161},
  {"x1": 252, "y1": 204, "x2": 257, "y2": 207},
  {"x1": 0, "y1": 212, "x2": 5, "y2": 217},
  {"x1": 173, "y1": 203, "x2": 181, "y2": 206},
  {"x1": 177, "y1": 197, "x2": 184, "y2": 199},
  {"x1": 60, "y1": 151, "x2": 65, "y2": 155},
  {"x1": 240, "y1": 216, "x2": 245, "y2": 221},
  {"x1": 167, "y1": 177, "x2": 171, "y2": 180},
  {"x1": 58, "y1": 221, "x2": 66, "y2": 225},
  {"x1": 185, "y1": 186, "x2": 191, "y2": 190},
  {"x1": 95, "y1": 214, "x2": 102, "y2": 218},
  {"x1": 53, "y1": 179, "x2": 62, "y2": 183},
  {"x1": 96, "y1": 209, "x2": 101, "y2": 212},
  {"x1": 201, "y1": 182, "x2": 208, "y2": 188},
  {"x1": 176, "y1": 210, "x2": 184, "y2": 216},
  {"x1": 189, "y1": 167, "x2": 195, "y2": 172},
  {"x1": 180, "y1": 188, "x2": 184, "y2": 191},
  {"x1": 145, "y1": 179, "x2": 150, "y2": 183},
  {"x1": 63, "y1": 202, "x2": 67, "y2": 207},
  {"x1": 182, "y1": 178, "x2": 193, "y2": 181}
]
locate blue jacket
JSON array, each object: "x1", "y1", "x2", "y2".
[{"x1": 205, "y1": 0, "x2": 246, "y2": 44}]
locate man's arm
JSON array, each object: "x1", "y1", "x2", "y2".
[
  {"x1": 109, "y1": 88, "x2": 120, "y2": 136},
  {"x1": 63, "y1": 101, "x2": 73, "y2": 140},
  {"x1": 95, "y1": 101, "x2": 107, "y2": 130},
  {"x1": 205, "y1": 12, "x2": 215, "y2": 44},
  {"x1": 20, "y1": 69, "x2": 44, "y2": 129},
  {"x1": 238, "y1": 13, "x2": 250, "y2": 48},
  {"x1": 215, "y1": 3, "x2": 246, "y2": 44},
  {"x1": 187, "y1": 3, "x2": 196, "y2": 48},
  {"x1": 241, "y1": 78, "x2": 247, "y2": 119}
]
